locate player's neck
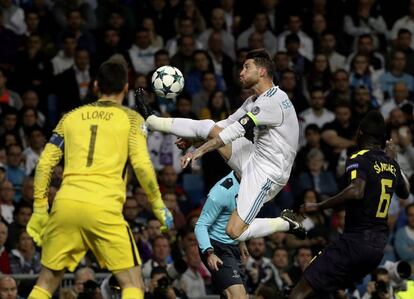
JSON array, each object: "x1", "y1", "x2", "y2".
[
  {"x1": 253, "y1": 79, "x2": 274, "y2": 96},
  {"x1": 99, "y1": 94, "x2": 124, "y2": 104}
]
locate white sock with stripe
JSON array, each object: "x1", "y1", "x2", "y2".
[
  {"x1": 236, "y1": 218, "x2": 290, "y2": 241},
  {"x1": 146, "y1": 116, "x2": 215, "y2": 139}
]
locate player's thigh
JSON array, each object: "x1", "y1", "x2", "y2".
[
  {"x1": 85, "y1": 210, "x2": 141, "y2": 272},
  {"x1": 223, "y1": 284, "x2": 248, "y2": 299},
  {"x1": 113, "y1": 266, "x2": 144, "y2": 290},
  {"x1": 41, "y1": 200, "x2": 89, "y2": 271},
  {"x1": 236, "y1": 170, "x2": 279, "y2": 225},
  {"x1": 226, "y1": 138, "x2": 254, "y2": 175}
]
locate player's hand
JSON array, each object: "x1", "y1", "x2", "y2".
[
  {"x1": 207, "y1": 253, "x2": 223, "y2": 271},
  {"x1": 300, "y1": 203, "x2": 319, "y2": 214},
  {"x1": 181, "y1": 152, "x2": 194, "y2": 169},
  {"x1": 175, "y1": 138, "x2": 193, "y2": 150},
  {"x1": 385, "y1": 139, "x2": 397, "y2": 160},
  {"x1": 153, "y1": 207, "x2": 174, "y2": 232},
  {"x1": 239, "y1": 241, "x2": 249, "y2": 262},
  {"x1": 27, "y1": 205, "x2": 49, "y2": 246}
]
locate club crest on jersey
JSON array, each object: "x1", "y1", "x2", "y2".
[{"x1": 252, "y1": 106, "x2": 260, "y2": 115}]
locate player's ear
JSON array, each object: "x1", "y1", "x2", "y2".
[
  {"x1": 93, "y1": 80, "x2": 99, "y2": 95},
  {"x1": 123, "y1": 83, "x2": 129, "y2": 95},
  {"x1": 259, "y1": 67, "x2": 266, "y2": 78}
]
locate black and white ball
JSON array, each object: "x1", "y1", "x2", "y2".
[{"x1": 151, "y1": 66, "x2": 185, "y2": 99}]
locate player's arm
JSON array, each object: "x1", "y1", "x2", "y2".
[
  {"x1": 28, "y1": 117, "x2": 65, "y2": 245},
  {"x1": 128, "y1": 113, "x2": 172, "y2": 231},
  {"x1": 321, "y1": 129, "x2": 355, "y2": 149},
  {"x1": 302, "y1": 157, "x2": 367, "y2": 212},
  {"x1": 194, "y1": 194, "x2": 223, "y2": 253}
]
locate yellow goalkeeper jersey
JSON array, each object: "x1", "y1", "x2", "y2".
[{"x1": 34, "y1": 100, "x2": 163, "y2": 211}]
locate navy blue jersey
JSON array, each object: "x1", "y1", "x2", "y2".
[{"x1": 344, "y1": 150, "x2": 409, "y2": 235}]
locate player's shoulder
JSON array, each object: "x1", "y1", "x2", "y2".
[{"x1": 209, "y1": 172, "x2": 238, "y2": 199}]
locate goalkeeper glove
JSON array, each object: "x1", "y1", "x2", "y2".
[
  {"x1": 27, "y1": 205, "x2": 49, "y2": 246},
  {"x1": 153, "y1": 207, "x2": 174, "y2": 232}
]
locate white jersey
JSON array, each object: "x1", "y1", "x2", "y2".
[{"x1": 217, "y1": 86, "x2": 299, "y2": 183}]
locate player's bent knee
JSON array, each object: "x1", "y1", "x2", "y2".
[{"x1": 224, "y1": 285, "x2": 247, "y2": 299}]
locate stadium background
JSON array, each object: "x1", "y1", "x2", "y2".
[{"x1": 1, "y1": 0, "x2": 414, "y2": 298}]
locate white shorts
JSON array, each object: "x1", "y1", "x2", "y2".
[{"x1": 227, "y1": 138, "x2": 285, "y2": 224}]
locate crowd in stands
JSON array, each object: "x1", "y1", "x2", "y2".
[{"x1": 1, "y1": 0, "x2": 414, "y2": 298}]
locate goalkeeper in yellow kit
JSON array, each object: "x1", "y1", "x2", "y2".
[{"x1": 26, "y1": 55, "x2": 173, "y2": 299}]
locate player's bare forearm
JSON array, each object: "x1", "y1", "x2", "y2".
[
  {"x1": 318, "y1": 179, "x2": 365, "y2": 210},
  {"x1": 195, "y1": 136, "x2": 225, "y2": 157}
]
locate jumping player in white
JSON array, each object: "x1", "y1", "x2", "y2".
[{"x1": 136, "y1": 49, "x2": 305, "y2": 242}]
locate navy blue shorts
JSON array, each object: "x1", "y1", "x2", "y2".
[
  {"x1": 201, "y1": 239, "x2": 247, "y2": 294},
  {"x1": 304, "y1": 233, "x2": 385, "y2": 294}
]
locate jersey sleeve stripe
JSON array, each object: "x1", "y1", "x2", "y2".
[
  {"x1": 247, "y1": 112, "x2": 258, "y2": 126},
  {"x1": 351, "y1": 149, "x2": 370, "y2": 159},
  {"x1": 351, "y1": 170, "x2": 357, "y2": 180}
]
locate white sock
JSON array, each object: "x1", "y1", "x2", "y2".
[
  {"x1": 236, "y1": 218, "x2": 290, "y2": 241},
  {"x1": 146, "y1": 116, "x2": 215, "y2": 139}
]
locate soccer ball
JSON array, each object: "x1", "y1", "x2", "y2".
[{"x1": 151, "y1": 65, "x2": 185, "y2": 99}]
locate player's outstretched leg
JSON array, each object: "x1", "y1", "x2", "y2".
[
  {"x1": 226, "y1": 209, "x2": 306, "y2": 242},
  {"x1": 289, "y1": 277, "x2": 315, "y2": 299},
  {"x1": 134, "y1": 88, "x2": 216, "y2": 139},
  {"x1": 223, "y1": 284, "x2": 249, "y2": 299},
  {"x1": 28, "y1": 267, "x2": 66, "y2": 299}
]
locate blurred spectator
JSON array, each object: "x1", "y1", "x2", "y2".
[
  {"x1": 271, "y1": 247, "x2": 293, "y2": 291},
  {"x1": 0, "y1": 181, "x2": 15, "y2": 224},
  {"x1": 20, "y1": 176, "x2": 34, "y2": 205},
  {"x1": 207, "y1": 31, "x2": 234, "y2": 88},
  {"x1": 102, "y1": 9, "x2": 134, "y2": 51},
  {"x1": 0, "y1": 70, "x2": 22, "y2": 110},
  {"x1": 277, "y1": 14, "x2": 314, "y2": 61},
  {"x1": 298, "y1": 88, "x2": 335, "y2": 146},
  {"x1": 343, "y1": 0, "x2": 388, "y2": 51},
  {"x1": 51, "y1": 31, "x2": 77, "y2": 75},
  {"x1": 386, "y1": 29, "x2": 414, "y2": 75},
  {"x1": 142, "y1": 17, "x2": 164, "y2": 49},
  {"x1": 199, "y1": 90, "x2": 230, "y2": 121},
  {"x1": 0, "y1": 163, "x2": 5, "y2": 183},
  {"x1": 294, "y1": 124, "x2": 331, "y2": 176},
  {"x1": 325, "y1": 69, "x2": 351, "y2": 111},
  {"x1": 192, "y1": 71, "x2": 219, "y2": 115},
  {"x1": 131, "y1": 223, "x2": 152, "y2": 264},
  {"x1": 23, "y1": 127, "x2": 45, "y2": 175},
  {"x1": 141, "y1": 0, "x2": 178, "y2": 41},
  {"x1": 248, "y1": 32, "x2": 265, "y2": 51},
  {"x1": 5, "y1": 144, "x2": 25, "y2": 202},
  {"x1": 391, "y1": 0, "x2": 414, "y2": 50},
  {"x1": 147, "y1": 218, "x2": 162, "y2": 242},
  {"x1": 394, "y1": 125, "x2": 414, "y2": 178},
  {"x1": 319, "y1": 32, "x2": 346, "y2": 72},
  {"x1": 142, "y1": 235, "x2": 172, "y2": 283},
  {"x1": 380, "y1": 82, "x2": 413, "y2": 120},
  {"x1": 245, "y1": 238, "x2": 275, "y2": 294},
  {"x1": 18, "y1": 107, "x2": 39, "y2": 148},
  {"x1": 351, "y1": 85, "x2": 375, "y2": 124},
  {"x1": 146, "y1": 266, "x2": 188, "y2": 299},
  {"x1": 53, "y1": 0, "x2": 97, "y2": 30},
  {"x1": 170, "y1": 35, "x2": 196, "y2": 76},
  {"x1": 321, "y1": 102, "x2": 357, "y2": 167},
  {"x1": 6, "y1": 202, "x2": 32, "y2": 251},
  {"x1": 95, "y1": 28, "x2": 127, "y2": 68},
  {"x1": 163, "y1": 192, "x2": 186, "y2": 230},
  {"x1": 220, "y1": 0, "x2": 241, "y2": 35},
  {"x1": 55, "y1": 48, "x2": 93, "y2": 114},
  {"x1": 274, "y1": 51, "x2": 290, "y2": 81},
  {"x1": 0, "y1": 0, "x2": 26, "y2": 35},
  {"x1": 295, "y1": 149, "x2": 338, "y2": 198},
  {"x1": 21, "y1": 90, "x2": 46, "y2": 127},
  {"x1": 178, "y1": 244, "x2": 206, "y2": 298},
  {"x1": 279, "y1": 70, "x2": 308, "y2": 114},
  {"x1": 181, "y1": 0, "x2": 206, "y2": 35},
  {"x1": 0, "y1": 10, "x2": 19, "y2": 71},
  {"x1": 128, "y1": 28, "x2": 159, "y2": 75},
  {"x1": 0, "y1": 221, "x2": 11, "y2": 274},
  {"x1": 9, "y1": 230, "x2": 41, "y2": 274},
  {"x1": 159, "y1": 165, "x2": 188, "y2": 208},
  {"x1": 198, "y1": 8, "x2": 235, "y2": 60},
  {"x1": 285, "y1": 33, "x2": 311, "y2": 78},
  {"x1": 346, "y1": 34, "x2": 385, "y2": 71},
  {"x1": 59, "y1": 9, "x2": 96, "y2": 54},
  {"x1": 348, "y1": 53, "x2": 383, "y2": 106},
  {"x1": 0, "y1": 276, "x2": 23, "y2": 299},
  {"x1": 166, "y1": 16, "x2": 202, "y2": 57},
  {"x1": 379, "y1": 50, "x2": 414, "y2": 101},
  {"x1": 387, "y1": 107, "x2": 407, "y2": 132},
  {"x1": 287, "y1": 247, "x2": 313, "y2": 285},
  {"x1": 132, "y1": 186, "x2": 153, "y2": 223},
  {"x1": 171, "y1": 95, "x2": 198, "y2": 120},
  {"x1": 237, "y1": 11, "x2": 278, "y2": 56},
  {"x1": 122, "y1": 196, "x2": 141, "y2": 227},
  {"x1": 394, "y1": 203, "x2": 414, "y2": 267},
  {"x1": 309, "y1": 14, "x2": 327, "y2": 52},
  {"x1": 304, "y1": 53, "x2": 332, "y2": 95},
  {"x1": 72, "y1": 267, "x2": 96, "y2": 296}
]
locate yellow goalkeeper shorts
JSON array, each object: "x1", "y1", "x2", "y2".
[{"x1": 41, "y1": 199, "x2": 141, "y2": 272}]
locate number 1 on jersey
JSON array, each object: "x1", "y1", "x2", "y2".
[
  {"x1": 376, "y1": 178, "x2": 393, "y2": 218},
  {"x1": 87, "y1": 125, "x2": 98, "y2": 167}
]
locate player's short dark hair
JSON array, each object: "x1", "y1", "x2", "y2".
[
  {"x1": 96, "y1": 55, "x2": 128, "y2": 95},
  {"x1": 246, "y1": 49, "x2": 275, "y2": 79},
  {"x1": 155, "y1": 49, "x2": 169, "y2": 58},
  {"x1": 285, "y1": 33, "x2": 300, "y2": 45},
  {"x1": 150, "y1": 266, "x2": 169, "y2": 278},
  {"x1": 305, "y1": 124, "x2": 320, "y2": 134},
  {"x1": 358, "y1": 110, "x2": 386, "y2": 146}
]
